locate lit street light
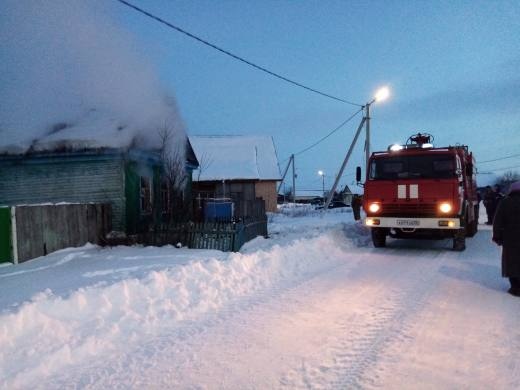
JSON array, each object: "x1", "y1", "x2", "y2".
[
  {"x1": 374, "y1": 86, "x2": 390, "y2": 103},
  {"x1": 318, "y1": 170, "x2": 325, "y2": 199},
  {"x1": 366, "y1": 86, "x2": 390, "y2": 166},
  {"x1": 323, "y1": 86, "x2": 391, "y2": 210}
]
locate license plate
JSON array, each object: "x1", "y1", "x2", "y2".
[{"x1": 396, "y1": 219, "x2": 420, "y2": 227}]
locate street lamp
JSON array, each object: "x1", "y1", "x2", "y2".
[
  {"x1": 374, "y1": 86, "x2": 390, "y2": 103},
  {"x1": 322, "y1": 86, "x2": 391, "y2": 211},
  {"x1": 318, "y1": 170, "x2": 325, "y2": 199},
  {"x1": 366, "y1": 86, "x2": 390, "y2": 166}
]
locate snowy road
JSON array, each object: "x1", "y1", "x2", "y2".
[{"x1": 1, "y1": 209, "x2": 520, "y2": 389}]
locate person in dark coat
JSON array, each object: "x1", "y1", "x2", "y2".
[
  {"x1": 483, "y1": 186, "x2": 502, "y2": 225},
  {"x1": 492, "y1": 181, "x2": 520, "y2": 297},
  {"x1": 351, "y1": 194, "x2": 362, "y2": 221}
]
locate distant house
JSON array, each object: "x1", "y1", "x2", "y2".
[
  {"x1": 0, "y1": 143, "x2": 199, "y2": 235},
  {"x1": 189, "y1": 135, "x2": 281, "y2": 214}
]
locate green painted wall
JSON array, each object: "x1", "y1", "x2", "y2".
[
  {"x1": 0, "y1": 153, "x2": 126, "y2": 230},
  {"x1": 124, "y1": 161, "x2": 160, "y2": 234},
  {"x1": 0, "y1": 207, "x2": 12, "y2": 262},
  {"x1": 0, "y1": 150, "x2": 195, "y2": 237}
]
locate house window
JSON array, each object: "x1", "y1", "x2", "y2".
[
  {"x1": 161, "y1": 181, "x2": 170, "y2": 213},
  {"x1": 140, "y1": 176, "x2": 152, "y2": 213}
]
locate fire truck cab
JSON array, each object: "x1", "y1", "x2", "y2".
[{"x1": 361, "y1": 133, "x2": 478, "y2": 251}]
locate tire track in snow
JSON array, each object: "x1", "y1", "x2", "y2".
[
  {"x1": 362, "y1": 231, "x2": 520, "y2": 390},
  {"x1": 279, "y1": 245, "x2": 451, "y2": 389},
  {"x1": 37, "y1": 229, "x2": 454, "y2": 389}
]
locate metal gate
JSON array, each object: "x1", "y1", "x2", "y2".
[{"x1": 0, "y1": 207, "x2": 12, "y2": 263}]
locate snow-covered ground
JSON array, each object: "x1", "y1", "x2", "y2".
[{"x1": 1, "y1": 206, "x2": 519, "y2": 389}]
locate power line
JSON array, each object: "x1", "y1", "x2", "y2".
[
  {"x1": 115, "y1": 0, "x2": 362, "y2": 107},
  {"x1": 486, "y1": 163, "x2": 520, "y2": 172},
  {"x1": 293, "y1": 108, "x2": 363, "y2": 158},
  {"x1": 478, "y1": 164, "x2": 520, "y2": 174},
  {"x1": 478, "y1": 153, "x2": 520, "y2": 164}
]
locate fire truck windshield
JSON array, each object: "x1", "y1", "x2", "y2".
[{"x1": 369, "y1": 154, "x2": 457, "y2": 180}]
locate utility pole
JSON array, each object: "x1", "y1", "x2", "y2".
[
  {"x1": 323, "y1": 87, "x2": 390, "y2": 210},
  {"x1": 277, "y1": 154, "x2": 296, "y2": 203},
  {"x1": 291, "y1": 154, "x2": 296, "y2": 202},
  {"x1": 365, "y1": 102, "x2": 371, "y2": 168},
  {"x1": 277, "y1": 155, "x2": 293, "y2": 194},
  {"x1": 323, "y1": 115, "x2": 367, "y2": 209}
]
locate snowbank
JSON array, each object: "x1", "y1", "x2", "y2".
[{"x1": 0, "y1": 212, "x2": 362, "y2": 387}]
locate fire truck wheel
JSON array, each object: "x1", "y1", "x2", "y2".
[
  {"x1": 465, "y1": 206, "x2": 478, "y2": 237},
  {"x1": 371, "y1": 228, "x2": 387, "y2": 248},
  {"x1": 470, "y1": 206, "x2": 479, "y2": 236}
]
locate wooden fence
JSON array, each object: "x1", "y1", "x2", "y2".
[
  {"x1": 13, "y1": 203, "x2": 111, "y2": 262},
  {"x1": 234, "y1": 199, "x2": 266, "y2": 220},
  {"x1": 140, "y1": 216, "x2": 268, "y2": 252},
  {"x1": 8, "y1": 199, "x2": 266, "y2": 261},
  {"x1": 139, "y1": 197, "x2": 268, "y2": 251}
]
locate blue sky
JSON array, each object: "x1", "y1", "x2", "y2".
[
  {"x1": 3, "y1": 1, "x2": 519, "y2": 191},
  {"x1": 112, "y1": 0, "x2": 519, "y2": 191}
]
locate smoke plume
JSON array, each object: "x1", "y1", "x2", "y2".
[{"x1": 0, "y1": 0, "x2": 186, "y2": 155}]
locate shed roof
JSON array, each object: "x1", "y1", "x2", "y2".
[{"x1": 189, "y1": 135, "x2": 281, "y2": 181}]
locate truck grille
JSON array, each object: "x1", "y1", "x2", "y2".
[{"x1": 380, "y1": 203, "x2": 438, "y2": 217}]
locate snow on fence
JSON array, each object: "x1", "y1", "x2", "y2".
[{"x1": 9, "y1": 203, "x2": 111, "y2": 263}]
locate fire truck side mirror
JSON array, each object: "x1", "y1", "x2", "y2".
[{"x1": 356, "y1": 166, "x2": 362, "y2": 183}]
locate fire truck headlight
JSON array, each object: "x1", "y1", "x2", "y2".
[
  {"x1": 439, "y1": 202, "x2": 452, "y2": 213},
  {"x1": 368, "y1": 203, "x2": 381, "y2": 213}
]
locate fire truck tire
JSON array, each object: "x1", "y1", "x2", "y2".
[
  {"x1": 371, "y1": 228, "x2": 387, "y2": 248},
  {"x1": 465, "y1": 206, "x2": 478, "y2": 237}
]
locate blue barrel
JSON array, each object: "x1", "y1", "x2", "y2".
[{"x1": 204, "y1": 200, "x2": 234, "y2": 221}]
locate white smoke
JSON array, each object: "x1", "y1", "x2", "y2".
[{"x1": 0, "y1": 0, "x2": 186, "y2": 155}]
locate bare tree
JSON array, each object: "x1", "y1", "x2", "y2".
[
  {"x1": 196, "y1": 152, "x2": 214, "y2": 181},
  {"x1": 496, "y1": 170, "x2": 520, "y2": 192},
  {"x1": 159, "y1": 127, "x2": 186, "y2": 190},
  {"x1": 158, "y1": 126, "x2": 190, "y2": 223}
]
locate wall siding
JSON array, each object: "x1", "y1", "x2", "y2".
[
  {"x1": 215, "y1": 181, "x2": 256, "y2": 200},
  {"x1": 124, "y1": 161, "x2": 158, "y2": 234},
  {"x1": 0, "y1": 157, "x2": 126, "y2": 230},
  {"x1": 255, "y1": 181, "x2": 278, "y2": 212}
]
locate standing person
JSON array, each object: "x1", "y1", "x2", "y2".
[
  {"x1": 483, "y1": 186, "x2": 500, "y2": 225},
  {"x1": 492, "y1": 181, "x2": 520, "y2": 297},
  {"x1": 494, "y1": 184, "x2": 504, "y2": 205},
  {"x1": 351, "y1": 194, "x2": 362, "y2": 221}
]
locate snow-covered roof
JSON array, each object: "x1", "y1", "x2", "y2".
[
  {"x1": 0, "y1": 108, "x2": 187, "y2": 156},
  {"x1": 189, "y1": 135, "x2": 281, "y2": 181}
]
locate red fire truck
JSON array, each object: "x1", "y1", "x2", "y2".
[{"x1": 360, "y1": 133, "x2": 478, "y2": 251}]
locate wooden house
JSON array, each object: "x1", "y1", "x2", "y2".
[
  {"x1": 189, "y1": 135, "x2": 281, "y2": 214},
  {"x1": 0, "y1": 143, "x2": 199, "y2": 235}
]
